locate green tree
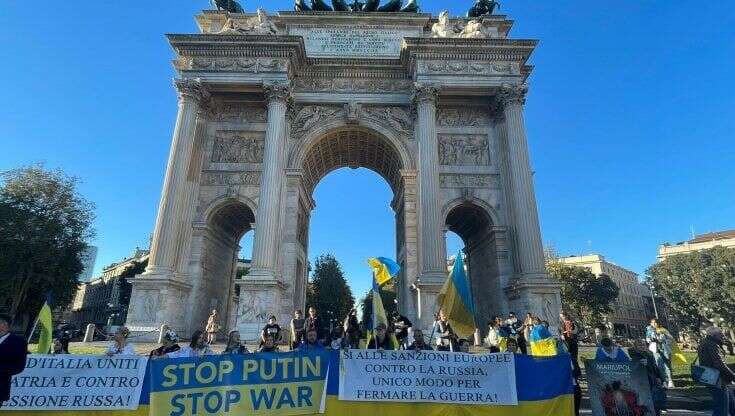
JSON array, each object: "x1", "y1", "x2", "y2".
[
  {"x1": 547, "y1": 261, "x2": 619, "y2": 327},
  {"x1": 306, "y1": 254, "x2": 354, "y2": 336},
  {"x1": 359, "y1": 283, "x2": 397, "y2": 329},
  {"x1": 646, "y1": 246, "x2": 735, "y2": 335},
  {"x1": 0, "y1": 165, "x2": 95, "y2": 326}
]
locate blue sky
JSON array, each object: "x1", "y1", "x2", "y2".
[{"x1": 2, "y1": 1, "x2": 734, "y2": 300}]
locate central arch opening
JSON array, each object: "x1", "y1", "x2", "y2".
[{"x1": 297, "y1": 126, "x2": 410, "y2": 323}]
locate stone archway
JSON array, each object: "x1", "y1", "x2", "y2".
[
  {"x1": 445, "y1": 201, "x2": 507, "y2": 333},
  {"x1": 189, "y1": 198, "x2": 255, "y2": 337}
]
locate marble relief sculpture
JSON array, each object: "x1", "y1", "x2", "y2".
[{"x1": 217, "y1": 8, "x2": 278, "y2": 35}]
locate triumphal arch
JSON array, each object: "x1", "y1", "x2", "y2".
[{"x1": 125, "y1": 6, "x2": 562, "y2": 339}]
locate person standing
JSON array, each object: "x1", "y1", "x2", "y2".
[
  {"x1": 259, "y1": 336, "x2": 280, "y2": 353},
  {"x1": 391, "y1": 311, "x2": 413, "y2": 349},
  {"x1": 168, "y1": 330, "x2": 213, "y2": 358},
  {"x1": 290, "y1": 309, "x2": 306, "y2": 350},
  {"x1": 343, "y1": 309, "x2": 360, "y2": 349},
  {"x1": 484, "y1": 318, "x2": 501, "y2": 353},
  {"x1": 106, "y1": 327, "x2": 135, "y2": 356},
  {"x1": 506, "y1": 312, "x2": 527, "y2": 354},
  {"x1": 435, "y1": 309, "x2": 457, "y2": 352},
  {"x1": 629, "y1": 338, "x2": 666, "y2": 415},
  {"x1": 697, "y1": 326, "x2": 735, "y2": 416},
  {"x1": 595, "y1": 337, "x2": 630, "y2": 362},
  {"x1": 298, "y1": 329, "x2": 325, "y2": 351},
  {"x1": 205, "y1": 310, "x2": 220, "y2": 345},
  {"x1": 305, "y1": 307, "x2": 322, "y2": 341},
  {"x1": 560, "y1": 312, "x2": 580, "y2": 372},
  {"x1": 0, "y1": 314, "x2": 28, "y2": 409},
  {"x1": 367, "y1": 323, "x2": 394, "y2": 350},
  {"x1": 646, "y1": 318, "x2": 675, "y2": 388}
]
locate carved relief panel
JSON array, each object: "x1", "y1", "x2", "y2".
[
  {"x1": 437, "y1": 107, "x2": 491, "y2": 127},
  {"x1": 210, "y1": 104, "x2": 267, "y2": 124},
  {"x1": 362, "y1": 105, "x2": 413, "y2": 137},
  {"x1": 438, "y1": 134, "x2": 490, "y2": 166},
  {"x1": 211, "y1": 131, "x2": 265, "y2": 163},
  {"x1": 290, "y1": 105, "x2": 344, "y2": 138}
]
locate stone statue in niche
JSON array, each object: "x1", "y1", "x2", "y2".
[
  {"x1": 439, "y1": 135, "x2": 489, "y2": 166},
  {"x1": 211, "y1": 133, "x2": 264, "y2": 163},
  {"x1": 217, "y1": 8, "x2": 278, "y2": 35}
]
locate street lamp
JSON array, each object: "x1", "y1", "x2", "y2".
[{"x1": 649, "y1": 282, "x2": 659, "y2": 320}]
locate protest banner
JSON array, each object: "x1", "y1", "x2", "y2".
[
  {"x1": 148, "y1": 350, "x2": 331, "y2": 416},
  {"x1": 585, "y1": 359, "x2": 655, "y2": 416},
  {"x1": 1, "y1": 355, "x2": 148, "y2": 411},
  {"x1": 338, "y1": 349, "x2": 517, "y2": 405}
]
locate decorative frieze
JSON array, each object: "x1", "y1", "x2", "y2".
[
  {"x1": 418, "y1": 61, "x2": 517, "y2": 75},
  {"x1": 210, "y1": 104, "x2": 267, "y2": 123},
  {"x1": 439, "y1": 174, "x2": 498, "y2": 188},
  {"x1": 186, "y1": 57, "x2": 288, "y2": 73},
  {"x1": 201, "y1": 171, "x2": 261, "y2": 186},
  {"x1": 211, "y1": 132, "x2": 265, "y2": 163},
  {"x1": 438, "y1": 134, "x2": 490, "y2": 166},
  {"x1": 438, "y1": 107, "x2": 491, "y2": 127},
  {"x1": 362, "y1": 105, "x2": 413, "y2": 136},
  {"x1": 293, "y1": 77, "x2": 413, "y2": 93}
]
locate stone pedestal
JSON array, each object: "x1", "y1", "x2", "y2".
[{"x1": 234, "y1": 279, "x2": 286, "y2": 342}]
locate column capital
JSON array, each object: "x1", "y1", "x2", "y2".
[
  {"x1": 263, "y1": 81, "x2": 292, "y2": 104},
  {"x1": 174, "y1": 78, "x2": 210, "y2": 103},
  {"x1": 497, "y1": 83, "x2": 528, "y2": 107},
  {"x1": 412, "y1": 83, "x2": 440, "y2": 106}
]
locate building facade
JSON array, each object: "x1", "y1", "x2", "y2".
[
  {"x1": 68, "y1": 249, "x2": 149, "y2": 329},
  {"x1": 125, "y1": 7, "x2": 562, "y2": 339},
  {"x1": 658, "y1": 230, "x2": 735, "y2": 260},
  {"x1": 558, "y1": 254, "x2": 648, "y2": 337}
]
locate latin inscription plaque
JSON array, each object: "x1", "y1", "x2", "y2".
[{"x1": 291, "y1": 26, "x2": 419, "y2": 58}]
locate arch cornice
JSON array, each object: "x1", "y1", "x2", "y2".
[
  {"x1": 287, "y1": 117, "x2": 415, "y2": 174},
  {"x1": 442, "y1": 196, "x2": 501, "y2": 228}
]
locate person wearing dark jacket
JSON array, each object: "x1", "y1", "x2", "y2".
[
  {"x1": 0, "y1": 314, "x2": 28, "y2": 408},
  {"x1": 367, "y1": 323, "x2": 394, "y2": 350},
  {"x1": 697, "y1": 326, "x2": 735, "y2": 416},
  {"x1": 629, "y1": 339, "x2": 666, "y2": 415}
]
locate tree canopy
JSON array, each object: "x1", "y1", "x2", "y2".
[
  {"x1": 646, "y1": 246, "x2": 735, "y2": 335},
  {"x1": 0, "y1": 165, "x2": 95, "y2": 326},
  {"x1": 306, "y1": 254, "x2": 354, "y2": 336},
  {"x1": 546, "y1": 260, "x2": 619, "y2": 327}
]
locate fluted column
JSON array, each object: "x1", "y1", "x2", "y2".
[
  {"x1": 498, "y1": 84, "x2": 546, "y2": 278},
  {"x1": 146, "y1": 79, "x2": 209, "y2": 276},
  {"x1": 414, "y1": 84, "x2": 445, "y2": 281},
  {"x1": 249, "y1": 82, "x2": 291, "y2": 279}
]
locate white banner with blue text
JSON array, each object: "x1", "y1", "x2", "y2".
[
  {"x1": 2, "y1": 354, "x2": 149, "y2": 411},
  {"x1": 338, "y1": 349, "x2": 517, "y2": 405}
]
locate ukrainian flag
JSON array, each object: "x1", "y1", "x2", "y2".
[
  {"x1": 34, "y1": 294, "x2": 53, "y2": 354},
  {"x1": 658, "y1": 327, "x2": 687, "y2": 365},
  {"x1": 368, "y1": 257, "x2": 401, "y2": 286},
  {"x1": 528, "y1": 324, "x2": 558, "y2": 357},
  {"x1": 437, "y1": 253, "x2": 476, "y2": 339}
]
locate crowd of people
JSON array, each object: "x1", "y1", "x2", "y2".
[{"x1": 2, "y1": 307, "x2": 734, "y2": 415}]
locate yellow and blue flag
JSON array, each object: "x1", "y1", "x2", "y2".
[
  {"x1": 529, "y1": 324, "x2": 558, "y2": 357},
  {"x1": 367, "y1": 257, "x2": 401, "y2": 286},
  {"x1": 34, "y1": 294, "x2": 53, "y2": 354},
  {"x1": 437, "y1": 253, "x2": 476, "y2": 339}
]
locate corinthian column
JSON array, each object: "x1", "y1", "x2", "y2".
[
  {"x1": 498, "y1": 84, "x2": 546, "y2": 278},
  {"x1": 249, "y1": 82, "x2": 291, "y2": 280},
  {"x1": 145, "y1": 79, "x2": 209, "y2": 277},
  {"x1": 414, "y1": 84, "x2": 445, "y2": 282}
]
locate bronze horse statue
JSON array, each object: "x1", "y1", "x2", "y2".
[{"x1": 211, "y1": 0, "x2": 245, "y2": 13}]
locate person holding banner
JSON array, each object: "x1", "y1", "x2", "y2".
[
  {"x1": 344, "y1": 309, "x2": 361, "y2": 349},
  {"x1": 629, "y1": 338, "x2": 666, "y2": 415},
  {"x1": 298, "y1": 329, "x2": 324, "y2": 351},
  {"x1": 408, "y1": 329, "x2": 433, "y2": 351},
  {"x1": 484, "y1": 318, "x2": 501, "y2": 352},
  {"x1": 150, "y1": 329, "x2": 180, "y2": 358},
  {"x1": 259, "y1": 335, "x2": 280, "y2": 352},
  {"x1": 367, "y1": 323, "x2": 394, "y2": 350},
  {"x1": 305, "y1": 307, "x2": 322, "y2": 341},
  {"x1": 106, "y1": 326, "x2": 135, "y2": 356},
  {"x1": 391, "y1": 311, "x2": 412, "y2": 349},
  {"x1": 596, "y1": 337, "x2": 630, "y2": 362},
  {"x1": 52, "y1": 338, "x2": 69, "y2": 354},
  {"x1": 168, "y1": 330, "x2": 213, "y2": 358},
  {"x1": 0, "y1": 314, "x2": 27, "y2": 409},
  {"x1": 223, "y1": 330, "x2": 250, "y2": 355},
  {"x1": 261, "y1": 315, "x2": 281, "y2": 345}
]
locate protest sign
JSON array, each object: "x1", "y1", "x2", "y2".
[
  {"x1": 338, "y1": 349, "x2": 517, "y2": 405},
  {"x1": 148, "y1": 350, "x2": 330, "y2": 416},
  {"x1": 585, "y1": 359, "x2": 655, "y2": 416},
  {"x1": 1, "y1": 355, "x2": 148, "y2": 411}
]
